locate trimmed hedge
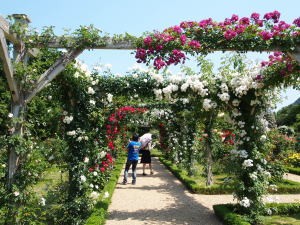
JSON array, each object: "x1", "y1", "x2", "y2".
[
  {"x1": 151, "y1": 148, "x2": 163, "y2": 157},
  {"x1": 266, "y1": 202, "x2": 300, "y2": 215},
  {"x1": 159, "y1": 157, "x2": 300, "y2": 194},
  {"x1": 275, "y1": 179, "x2": 300, "y2": 194},
  {"x1": 159, "y1": 157, "x2": 234, "y2": 194},
  {"x1": 213, "y1": 204, "x2": 250, "y2": 225},
  {"x1": 213, "y1": 203, "x2": 300, "y2": 225},
  {"x1": 85, "y1": 154, "x2": 126, "y2": 225},
  {"x1": 286, "y1": 166, "x2": 300, "y2": 176}
]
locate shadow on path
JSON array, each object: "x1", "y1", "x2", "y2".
[{"x1": 106, "y1": 157, "x2": 223, "y2": 225}]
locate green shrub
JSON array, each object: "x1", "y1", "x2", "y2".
[
  {"x1": 160, "y1": 156, "x2": 300, "y2": 194},
  {"x1": 275, "y1": 179, "x2": 300, "y2": 194},
  {"x1": 267, "y1": 203, "x2": 300, "y2": 215},
  {"x1": 286, "y1": 166, "x2": 300, "y2": 175},
  {"x1": 159, "y1": 157, "x2": 234, "y2": 194},
  {"x1": 214, "y1": 203, "x2": 300, "y2": 225},
  {"x1": 213, "y1": 204, "x2": 250, "y2": 225}
]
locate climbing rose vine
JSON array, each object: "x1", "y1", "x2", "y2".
[{"x1": 135, "y1": 11, "x2": 300, "y2": 70}]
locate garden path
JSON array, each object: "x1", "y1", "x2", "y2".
[
  {"x1": 284, "y1": 172, "x2": 300, "y2": 183},
  {"x1": 105, "y1": 157, "x2": 300, "y2": 225}
]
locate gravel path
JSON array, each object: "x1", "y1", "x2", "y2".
[
  {"x1": 105, "y1": 157, "x2": 300, "y2": 225},
  {"x1": 284, "y1": 172, "x2": 300, "y2": 183}
]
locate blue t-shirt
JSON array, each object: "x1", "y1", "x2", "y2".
[{"x1": 127, "y1": 141, "x2": 141, "y2": 161}]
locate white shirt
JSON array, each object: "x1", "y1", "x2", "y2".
[{"x1": 139, "y1": 133, "x2": 152, "y2": 149}]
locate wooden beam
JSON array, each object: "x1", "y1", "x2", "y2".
[
  {"x1": 25, "y1": 49, "x2": 83, "y2": 103},
  {"x1": 37, "y1": 37, "x2": 136, "y2": 50},
  {"x1": 0, "y1": 29, "x2": 20, "y2": 102},
  {"x1": 288, "y1": 46, "x2": 300, "y2": 63}
]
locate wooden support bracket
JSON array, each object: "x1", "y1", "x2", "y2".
[
  {"x1": 25, "y1": 48, "x2": 83, "y2": 103},
  {"x1": 0, "y1": 29, "x2": 20, "y2": 102}
]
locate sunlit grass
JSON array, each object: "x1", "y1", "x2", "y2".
[
  {"x1": 262, "y1": 213, "x2": 300, "y2": 225},
  {"x1": 32, "y1": 165, "x2": 68, "y2": 197}
]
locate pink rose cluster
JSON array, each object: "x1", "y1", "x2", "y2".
[
  {"x1": 135, "y1": 11, "x2": 299, "y2": 70},
  {"x1": 261, "y1": 51, "x2": 297, "y2": 77}
]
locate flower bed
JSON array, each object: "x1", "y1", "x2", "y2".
[{"x1": 84, "y1": 153, "x2": 126, "y2": 225}]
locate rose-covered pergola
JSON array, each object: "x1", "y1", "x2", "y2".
[{"x1": 0, "y1": 11, "x2": 299, "y2": 224}]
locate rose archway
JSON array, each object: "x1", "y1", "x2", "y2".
[
  {"x1": 133, "y1": 11, "x2": 300, "y2": 223},
  {"x1": 106, "y1": 106, "x2": 147, "y2": 152},
  {"x1": 0, "y1": 10, "x2": 299, "y2": 225}
]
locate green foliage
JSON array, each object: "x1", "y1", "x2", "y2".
[
  {"x1": 85, "y1": 154, "x2": 126, "y2": 225},
  {"x1": 0, "y1": 66, "x2": 10, "y2": 135},
  {"x1": 213, "y1": 204, "x2": 251, "y2": 225},
  {"x1": 214, "y1": 203, "x2": 300, "y2": 225},
  {"x1": 266, "y1": 203, "x2": 300, "y2": 215},
  {"x1": 72, "y1": 25, "x2": 104, "y2": 49},
  {"x1": 274, "y1": 179, "x2": 300, "y2": 194},
  {"x1": 276, "y1": 102, "x2": 300, "y2": 131},
  {"x1": 160, "y1": 156, "x2": 300, "y2": 194},
  {"x1": 286, "y1": 166, "x2": 300, "y2": 175},
  {"x1": 159, "y1": 157, "x2": 235, "y2": 194},
  {"x1": 266, "y1": 129, "x2": 296, "y2": 161},
  {"x1": 262, "y1": 213, "x2": 300, "y2": 225}
]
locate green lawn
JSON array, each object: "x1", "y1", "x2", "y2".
[
  {"x1": 262, "y1": 213, "x2": 300, "y2": 225},
  {"x1": 32, "y1": 166, "x2": 68, "y2": 197}
]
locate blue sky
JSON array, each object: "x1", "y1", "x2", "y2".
[{"x1": 1, "y1": 0, "x2": 299, "y2": 109}]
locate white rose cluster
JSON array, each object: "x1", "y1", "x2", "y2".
[
  {"x1": 229, "y1": 70, "x2": 263, "y2": 98},
  {"x1": 218, "y1": 83, "x2": 230, "y2": 102},
  {"x1": 107, "y1": 93, "x2": 113, "y2": 103},
  {"x1": 218, "y1": 92, "x2": 230, "y2": 102},
  {"x1": 203, "y1": 99, "x2": 217, "y2": 111},
  {"x1": 242, "y1": 159, "x2": 253, "y2": 168},
  {"x1": 89, "y1": 100, "x2": 96, "y2": 105},
  {"x1": 87, "y1": 87, "x2": 95, "y2": 95},
  {"x1": 63, "y1": 115, "x2": 73, "y2": 124},
  {"x1": 74, "y1": 59, "x2": 91, "y2": 77},
  {"x1": 151, "y1": 72, "x2": 164, "y2": 83},
  {"x1": 249, "y1": 172, "x2": 258, "y2": 180},
  {"x1": 168, "y1": 74, "x2": 183, "y2": 84},
  {"x1": 99, "y1": 151, "x2": 106, "y2": 159},
  {"x1": 239, "y1": 197, "x2": 251, "y2": 208},
  {"x1": 153, "y1": 89, "x2": 163, "y2": 100},
  {"x1": 80, "y1": 175, "x2": 87, "y2": 183},
  {"x1": 90, "y1": 191, "x2": 100, "y2": 200},
  {"x1": 183, "y1": 76, "x2": 208, "y2": 97},
  {"x1": 67, "y1": 130, "x2": 76, "y2": 136},
  {"x1": 76, "y1": 136, "x2": 89, "y2": 142},
  {"x1": 230, "y1": 149, "x2": 248, "y2": 158}
]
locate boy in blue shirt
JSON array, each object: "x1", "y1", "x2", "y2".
[{"x1": 123, "y1": 134, "x2": 141, "y2": 185}]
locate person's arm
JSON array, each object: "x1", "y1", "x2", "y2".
[
  {"x1": 151, "y1": 141, "x2": 156, "y2": 149},
  {"x1": 148, "y1": 141, "x2": 155, "y2": 150}
]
